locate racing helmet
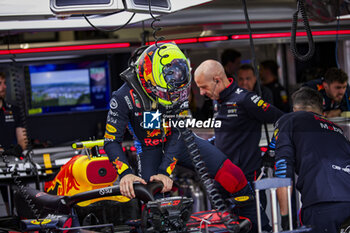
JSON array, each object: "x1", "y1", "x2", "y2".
[{"x1": 135, "y1": 42, "x2": 191, "y2": 107}]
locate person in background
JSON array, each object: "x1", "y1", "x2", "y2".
[
  {"x1": 259, "y1": 60, "x2": 290, "y2": 112},
  {"x1": 237, "y1": 64, "x2": 273, "y2": 104},
  {"x1": 275, "y1": 87, "x2": 350, "y2": 232},
  {"x1": 221, "y1": 49, "x2": 241, "y2": 79},
  {"x1": 194, "y1": 59, "x2": 284, "y2": 233},
  {"x1": 303, "y1": 67, "x2": 350, "y2": 118},
  {"x1": 0, "y1": 71, "x2": 27, "y2": 214}
]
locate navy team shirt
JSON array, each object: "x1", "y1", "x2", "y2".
[
  {"x1": 0, "y1": 101, "x2": 22, "y2": 149},
  {"x1": 304, "y1": 78, "x2": 350, "y2": 112},
  {"x1": 214, "y1": 79, "x2": 283, "y2": 179},
  {"x1": 274, "y1": 111, "x2": 350, "y2": 208}
]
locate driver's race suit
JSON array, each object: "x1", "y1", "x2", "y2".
[{"x1": 104, "y1": 83, "x2": 247, "y2": 195}]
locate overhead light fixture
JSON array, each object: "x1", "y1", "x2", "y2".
[
  {"x1": 123, "y1": 0, "x2": 171, "y2": 14},
  {"x1": 0, "y1": 55, "x2": 81, "y2": 63},
  {"x1": 231, "y1": 30, "x2": 350, "y2": 40},
  {"x1": 50, "y1": 0, "x2": 123, "y2": 15},
  {"x1": 198, "y1": 36, "x2": 229, "y2": 42}
]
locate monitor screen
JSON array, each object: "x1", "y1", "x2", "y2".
[{"x1": 27, "y1": 60, "x2": 110, "y2": 115}]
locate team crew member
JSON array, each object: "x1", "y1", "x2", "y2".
[
  {"x1": 237, "y1": 64, "x2": 273, "y2": 104},
  {"x1": 259, "y1": 60, "x2": 290, "y2": 112},
  {"x1": 0, "y1": 72, "x2": 27, "y2": 214},
  {"x1": 303, "y1": 67, "x2": 350, "y2": 118},
  {"x1": 275, "y1": 87, "x2": 350, "y2": 233},
  {"x1": 194, "y1": 60, "x2": 283, "y2": 232},
  {"x1": 104, "y1": 43, "x2": 249, "y2": 204},
  {"x1": 221, "y1": 49, "x2": 241, "y2": 79},
  {"x1": 0, "y1": 72, "x2": 27, "y2": 151}
]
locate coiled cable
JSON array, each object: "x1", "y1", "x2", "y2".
[
  {"x1": 290, "y1": 0, "x2": 315, "y2": 61},
  {"x1": 148, "y1": 0, "x2": 173, "y2": 153},
  {"x1": 10, "y1": 62, "x2": 41, "y2": 190},
  {"x1": 241, "y1": 0, "x2": 270, "y2": 144},
  {"x1": 146, "y1": 3, "x2": 238, "y2": 231},
  {"x1": 179, "y1": 127, "x2": 240, "y2": 233},
  {"x1": 4, "y1": 45, "x2": 46, "y2": 230},
  {"x1": 0, "y1": 151, "x2": 45, "y2": 231},
  {"x1": 148, "y1": 0, "x2": 165, "y2": 49}
]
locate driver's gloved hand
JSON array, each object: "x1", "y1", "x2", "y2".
[{"x1": 3, "y1": 144, "x2": 23, "y2": 158}]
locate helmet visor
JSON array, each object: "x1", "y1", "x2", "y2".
[{"x1": 163, "y1": 59, "x2": 190, "y2": 88}]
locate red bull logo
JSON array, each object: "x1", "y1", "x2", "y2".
[
  {"x1": 166, "y1": 157, "x2": 178, "y2": 175},
  {"x1": 44, "y1": 155, "x2": 128, "y2": 206},
  {"x1": 112, "y1": 157, "x2": 129, "y2": 175},
  {"x1": 147, "y1": 129, "x2": 161, "y2": 137},
  {"x1": 45, "y1": 156, "x2": 81, "y2": 195}
]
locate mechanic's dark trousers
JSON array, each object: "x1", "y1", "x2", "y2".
[
  {"x1": 138, "y1": 133, "x2": 246, "y2": 194},
  {"x1": 301, "y1": 202, "x2": 350, "y2": 233},
  {"x1": 232, "y1": 172, "x2": 272, "y2": 233}
]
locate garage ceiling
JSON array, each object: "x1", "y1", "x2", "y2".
[{"x1": 0, "y1": 0, "x2": 349, "y2": 58}]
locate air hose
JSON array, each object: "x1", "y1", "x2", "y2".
[
  {"x1": 11, "y1": 62, "x2": 41, "y2": 190},
  {"x1": 146, "y1": 1, "x2": 239, "y2": 231},
  {"x1": 290, "y1": 0, "x2": 315, "y2": 61}
]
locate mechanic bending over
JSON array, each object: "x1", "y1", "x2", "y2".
[
  {"x1": 275, "y1": 87, "x2": 350, "y2": 232},
  {"x1": 303, "y1": 67, "x2": 350, "y2": 118},
  {"x1": 194, "y1": 60, "x2": 283, "y2": 233},
  {"x1": 103, "y1": 43, "x2": 251, "y2": 206}
]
